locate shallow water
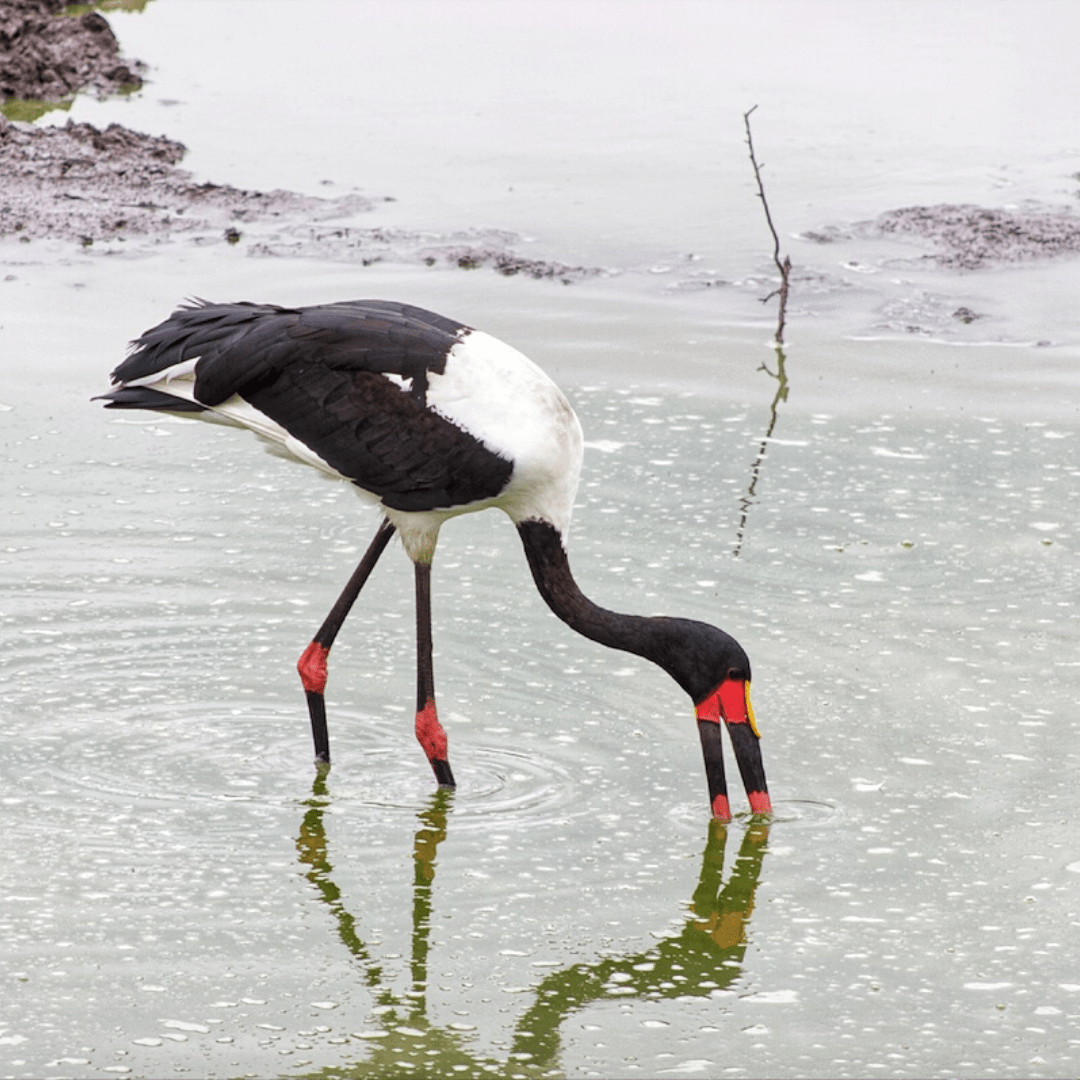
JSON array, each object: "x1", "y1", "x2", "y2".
[{"x1": 4, "y1": 2, "x2": 1080, "y2": 1077}]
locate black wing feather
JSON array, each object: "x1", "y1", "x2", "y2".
[
  {"x1": 97, "y1": 386, "x2": 207, "y2": 412},
  {"x1": 109, "y1": 299, "x2": 514, "y2": 512}
]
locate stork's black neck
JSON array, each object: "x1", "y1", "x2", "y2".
[{"x1": 516, "y1": 520, "x2": 749, "y2": 703}]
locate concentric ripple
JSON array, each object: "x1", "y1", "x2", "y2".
[
  {"x1": 763, "y1": 797, "x2": 848, "y2": 828},
  {"x1": 40, "y1": 700, "x2": 317, "y2": 808},
  {"x1": 667, "y1": 795, "x2": 847, "y2": 834},
  {"x1": 327, "y1": 741, "x2": 581, "y2": 829},
  {"x1": 41, "y1": 699, "x2": 587, "y2": 832}
]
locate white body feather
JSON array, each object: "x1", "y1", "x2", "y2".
[{"x1": 124, "y1": 326, "x2": 584, "y2": 562}]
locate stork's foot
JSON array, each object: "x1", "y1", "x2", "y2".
[{"x1": 431, "y1": 758, "x2": 456, "y2": 788}]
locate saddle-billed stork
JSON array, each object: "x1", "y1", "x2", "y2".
[{"x1": 98, "y1": 299, "x2": 770, "y2": 820}]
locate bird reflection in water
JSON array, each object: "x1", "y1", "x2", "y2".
[{"x1": 296, "y1": 780, "x2": 770, "y2": 1077}]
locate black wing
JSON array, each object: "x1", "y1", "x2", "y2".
[{"x1": 108, "y1": 299, "x2": 514, "y2": 513}]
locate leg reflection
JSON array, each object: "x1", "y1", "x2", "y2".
[
  {"x1": 409, "y1": 787, "x2": 452, "y2": 1011},
  {"x1": 296, "y1": 785, "x2": 769, "y2": 1078},
  {"x1": 510, "y1": 819, "x2": 771, "y2": 1069},
  {"x1": 297, "y1": 781, "x2": 494, "y2": 1074},
  {"x1": 296, "y1": 773, "x2": 382, "y2": 988}
]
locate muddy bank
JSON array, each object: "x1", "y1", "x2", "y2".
[
  {"x1": 807, "y1": 202, "x2": 1080, "y2": 270},
  {"x1": 0, "y1": 112, "x2": 373, "y2": 243},
  {"x1": 872, "y1": 203, "x2": 1080, "y2": 269},
  {"x1": 0, "y1": 0, "x2": 142, "y2": 103},
  {"x1": 0, "y1": 1, "x2": 600, "y2": 278},
  {"x1": 0, "y1": 115, "x2": 601, "y2": 280},
  {"x1": 0, "y1": 111, "x2": 599, "y2": 278}
]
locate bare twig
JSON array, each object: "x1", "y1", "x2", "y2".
[
  {"x1": 731, "y1": 106, "x2": 793, "y2": 557},
  {"x1": 743, "y1": 105, "x2": 791, "y2": 344}
]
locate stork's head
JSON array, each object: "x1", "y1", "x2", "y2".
[{"x1": 656, "y1": 619, "x2": 771, "y2": 822}]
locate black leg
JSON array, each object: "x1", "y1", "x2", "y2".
[
  {"x1": 297, "y1": 518, "x2": 396, "y2": 765},
  {"x1": 697, "y1": 719, "x2": 730, "y2": 821},
  {"x1": 413, "y1": 560, "x2": 455, "y2": 786}
]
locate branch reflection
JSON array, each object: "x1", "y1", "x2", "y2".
[
  {"x1": 297, "y1": 782, "x2": 770, "y2": 1077},
  {"x1": 733, "y1": 343, "x2": 789, "y2": 558}
]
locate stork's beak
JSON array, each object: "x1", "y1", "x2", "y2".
[{"x1": 695, "y1": 680, "x2": 771, "y2": 820}]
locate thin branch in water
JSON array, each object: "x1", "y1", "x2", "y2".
[
  {"x1": 743, "y1": 105, "x2": 792, "y2": 344},
  {"x1": 731, "y1": 107, "x2": 793, "y2": 557}
]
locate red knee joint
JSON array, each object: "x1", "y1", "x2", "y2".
[
  {"x1": 297, "y1": 642, "x2": 329, "y2": 695},
  {"x1": 415, "y1": 699, "x2": 448, "y2": 762}
]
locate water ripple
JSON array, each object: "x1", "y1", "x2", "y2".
[
  {"x1": 667, "y1": 795, "x2": 846, "y2": 834},
  {"x1": 341, "y1": 743, "x2": 580, "y2": 829},
  {"x1": 39, "y1": 700, "x2": 585, "y2": 830}
]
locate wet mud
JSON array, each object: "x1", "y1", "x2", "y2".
[
  {"x1": 0, "y1": 106, "x2": 598, "y2": 278},
  {"x1": 249, "y1": 224, "x2": 602, "y2": 282},
  {"x1": 0, "y1": 0, "x2": 142, "y2": 104},
  {"x1": 5, "y1": 1, "x2": 1077, "y2": 287},
  {"x1": 871, "y1": 203, "x2": 1080, "y2": 269},
  {"x1": 0, "y1": 0, "x2": 316, "y2": 245},
  {"x1": 0, "y1": 1, "x2": 599, "y2": 277},
  {"x1": 0, "y1": 113, "x2": 372, "y2": 244},
  {"x1": 808, "y1": 201, "x2": 1080, "y2": 269}
]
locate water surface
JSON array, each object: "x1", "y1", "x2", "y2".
[{"x1": 3, "y1": 2, "x2": 1080, "y2": 1077}]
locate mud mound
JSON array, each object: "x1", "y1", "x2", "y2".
[
  {"x1": 0, "y1": 1, "x2": 363, "y2": 245},
  {"x1": 0, "y1": 0, "x2": 142, "y2": 102},
  {"x1": 0, "y1": 1, "x2": 598, "y2": 279},
  {"x1": 869, "y1": 203, "x2": 1080, "y2": 269},
  {"x1": 0, "y1": 113, "x2": 370, "y2": 243}
]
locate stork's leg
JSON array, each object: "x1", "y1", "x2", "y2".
[
  {"x1": 697, "y1": 719, "x2": 731, "y2": 821},
  {"x1": 297, "y1": 518, "x2": 396, "y2": 765},
  {"x1": 414, "y1": 560, "x2": 455, "y2": 787}
]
